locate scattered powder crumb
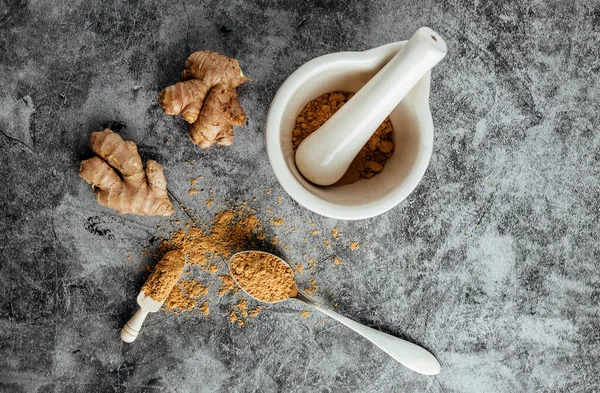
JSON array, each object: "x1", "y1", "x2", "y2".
[
  {"x1": 271, "y1": 218, "x2": 284, "y2": 226},
  {"x1": 250, "y1": 307, "x2": 261, "y2": 318},
  {"x1": 324, "y1": 239, "x2": 331, "y2": 249},
  {"x1": 332, "y1": 227, "x2": 341, "y2": 240},
  {"x1": 235, "y1": 299, "x2": 249, "y2": 318},
  {"x1": 266, "y1": 187, "x2": 272, "y2": 194},
  {"x1": 311, "y1": 229, "x2": 319, "y2": 236},
  {"x1": 206, "y1": 199, "x2": 214, "y2": 207},
  {"x1": 190, "y1": 178, "x2": 198, "y2": 186},
  {"x1": 333, "y1": 256, "x2": 342, "y2": 265},
  {"x1": 271, "y1": 236, "x2": 278, "y2": 245},
  {"x1": 307, "y1": 258, "x2": 316, "y2": 271},
  {"x1": 350, "y1": 241, "x2": 360, "y2": 251},
  {"x1": 175, "y1": 220, "x2": 181, "y2": 225},
  {"x1": 189, "y1": 189, "x2": 199, "y2": 195},
  {"x1": 301, "y1": 310, "x2": 310, "y2": 318},
  {"x1": 267, "y1": 208, "x2": 273, "y2": 214},
  {"x1": 294, "y1": 264, "x2": 304, "y2": 274},
  {"x1": 127, "y1": 255, "x2": 134, "y2": 261},
  {"x1": 291, "y1": 228, "x2": 297, "y2": 233},
  {"x1": 200, "y1": 302, "x2": 210, "y2": 316},
  {"x1": 311, "y1": 222, "x2": 316, "y2": 227},
  {"x1": 207, "y1": 264, "x2": 218, "y2": 274},
  {"x1": 277, "y1": 196, "x2": 282, "y2": 205},
  {"x1": 218, "y1": 275, "x2": 236, "y2": 296},
  {"x1": 229, "y1": 311, "x2": 243, "y2": 326}
]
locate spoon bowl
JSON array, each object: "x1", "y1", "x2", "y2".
[{"x1": 228, "y1": 251, "x2": 441, "y2": 375}]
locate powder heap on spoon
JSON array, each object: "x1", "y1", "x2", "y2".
[
  {"x1": 142, "y1": 250, "x2": 186, "y2": 302},
  {"x1": 229, "y1": 251, "x2": 298, "y2": 303}
]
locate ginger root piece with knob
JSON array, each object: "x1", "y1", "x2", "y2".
[
  {"x1": 79, "y1": 129, "x2": 174, "y2": 216},
  {"x1": 158, "y1": 51, "x2": 248, "y2": 148}
]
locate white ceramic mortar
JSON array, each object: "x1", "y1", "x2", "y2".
[{"x1": 265, "y1": 41, "x2": 436, "y2": 220}]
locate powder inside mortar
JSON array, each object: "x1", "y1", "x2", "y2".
[
  {"x1": 293, "y1": 92, "x2": 394, "y2": 186},
  {"x1": 230, "y1": 252, "x2": 298, "y2": 303}
]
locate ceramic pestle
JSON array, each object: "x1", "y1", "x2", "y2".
[{"x1": 295, "y1": 27, "x2": 447, "y2": 186}]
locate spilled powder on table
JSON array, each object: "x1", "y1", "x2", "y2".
[
  {"x1": 229, "y1": 311, "x2": 243, "y2": 326},
  {"x1": 200, "y1": 302, "x2": 209, "y2": 316},
  {"x1": 236, "y1": 299, "x2": 249, "y2": 318},
  {"x1": 218, "y1": 275, "x2": 236, "y2": 296},
  {"x1": 141, "y1": 202, "x2": 363, "y2": 326},
  {"x1": 304, "y1": 277, "x2": 318, "y2": 294},
  {"x1": 332, "y1": 227, "x2": 341, "y2": 240},
  {"x1": 271, "y1": 218, "x2": 284, "y2": 226},
  {"x1": 294, "y1": 264, "x2": 304, "y2": 274}
]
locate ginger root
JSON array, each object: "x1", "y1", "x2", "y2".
[
  {"x1": 158, "y1": 51, "x2": 248, "y2": 148},
  {"x1": 79, "y1": 129, "x2": 174, "y2": 216}
]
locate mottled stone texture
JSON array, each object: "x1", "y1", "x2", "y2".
[{"x1": 1, "y1": 0, "x2": 599, "y2": 392}]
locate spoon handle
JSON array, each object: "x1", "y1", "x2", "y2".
[
  {"x1": 120, "y1": 307, "x2": 149, "y2": 343},
  {"x1": 296, "y1": 292, "x2": 440, "y2": 375}
]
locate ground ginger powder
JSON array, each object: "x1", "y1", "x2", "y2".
[
  {"x1": 141, "y1": 250, "x2": 186, "y2": 302},
  {"x1": 293, "y1": 92, "x2": 394, "y2": 186},
  {"x1": 141, "y1": 203, "x2": 350, "y2": 323},
  {"x1": 230, "y1": 252, "x2": 298, "y2": 303}
]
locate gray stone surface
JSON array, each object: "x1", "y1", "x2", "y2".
[{"x1": 1, "y1": 0, "x2": 599, "y2": 392}]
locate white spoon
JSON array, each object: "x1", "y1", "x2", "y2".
[
  {"x1": 229, "y1": 251, "x2": 441, "y2": 375},
  {"x1": 295, "y1": 26, "x2": 447, "y2": 186}
]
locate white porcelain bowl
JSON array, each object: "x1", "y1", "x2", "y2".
[{"x1": 265, "y1": 42, "x2": 434, "y2": 220}]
